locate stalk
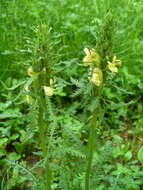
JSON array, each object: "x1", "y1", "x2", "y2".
[
  {"x1": 26, "y1": 24, "x2": 54, "y2": 190},
  {"x1": 84, "y1": 9, "x2": 115, "y2": 190},
  {"x1": 85, "y1": 99, "x2": 99, "y2": 190},
  {"x1": 36, "y1": 77, "x2": 51, "y2": 190},
  {"x1": 85, "y1": 116, "x2": 96, "y2": 190}
]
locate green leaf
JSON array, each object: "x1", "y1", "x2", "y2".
[
  {"x1": 11, "y1": 133, "x2": 19, "y2": 140},
  {"x1": 0, "y1": 149, "x2": 6, "y2": 157},
  {"x1": 0, "y1": 80, "x2": 25, "y2": 90},
  {"x1": 7, "y1": 152, "x2": 21, "y2": 161},
  {"x1": 124, "y1": 150, "x2": 132, "y2": 161},
  {"x1": 137, "y1": 146, "x2": 143, "y2": 164},
  {"x1": 0, "y1": 138, "x2": 8, "y2": 147},
  {"x1": 113, "y1": 135, "x2": 123, "y2": 144}
]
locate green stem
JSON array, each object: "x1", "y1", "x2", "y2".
[
  {"x1": 85, "y1": 91, "x2": 101, "y2": 190},
  {"x1": 36, "y1": 77, "x2": 51, "y2": 190},
  {"x1": 38, "y1": 103, "x2": 51, "y2": 190},
  {"x1": 85, "y1": 114, "x2": 97, "y2": 190}
]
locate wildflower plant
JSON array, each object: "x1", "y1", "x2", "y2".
[
  {"x1": 82, "y1": 10, "x2": 122, "y2": 190},
  {"x1": 24, "y1": 24, "x2": 56, "y2": 190}
]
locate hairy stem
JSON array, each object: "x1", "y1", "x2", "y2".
[
  {"x1": 85, "y1": 112, "x2": 97, "y2": 190},
  {"x1": 38, "y1": 104, "x2": 51, "y2": 190},
  {"x1": 36, "y1": 77, "x2": 51, "y2": 190},
  {"x1": 85, "y1": 126, "x2": 95, "y2": 190},
  {"x1": 84, "y1": 89, "x2": 101, "y2": 190}
]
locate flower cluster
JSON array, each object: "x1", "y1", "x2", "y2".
[
  {"x1": 83, "y1": 48, "x2": 122, "y2": 87},
  {"x1": 25, "y1": 66, "x2": 54, "y2": 104},
  {"x1": 83, "y1": 48, "x2": 102, "y2": 86}
]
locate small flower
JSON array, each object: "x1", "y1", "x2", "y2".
[
  {"x1": 43, "y1": 86, "x2": 54, "y2": 96},
  {"x1": 112, "y1": 56, "x2": 122, "y2": 66},
  {"x1": 83, "y1": 48, "x2": 100, "y2": 66},
  {"x1": 108, "y1": 62, "x2": 118, "y2": 73},
  {"x1": 108, "y1": 56, "x2": 122, "y2": 73},
  {"x1": 90, "y1": 68, "x2": 103, "y2": 86},
  {"x1": 26, "y1": 95, "x2": 33, "y2": 104},
  {"x1": 27, "y1": 66, "x2": 35, "y2": 77}
]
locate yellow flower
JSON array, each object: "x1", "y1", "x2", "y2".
[
  {"x1": 112, "y1": 56, "x2": 122, "y2": 66},
  {"x1": 43, "y1": 86, "x2": 54, "y2": 96},
  {"x1": 27, "y1": 66, "x2": 35, "y2": 77},
  {"x1": 108, "y1": 56, "x2": 122, "y2": 73},
  {"x1": 90, "y1": 68, "x2": 103, "y2": 86},
  {"x1": 83, "y1": 48, "x2": 100, "y2": 66},
  {"x1": 108, "y1": 62, "x2": 118, "y2": 73},
  {"x1": 26, "y1": 95, "x2": 33, "y2": 104}
]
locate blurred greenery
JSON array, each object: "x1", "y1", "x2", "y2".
[{"x1": 0, "y1": 0, "x2": 143, "y2": 189}]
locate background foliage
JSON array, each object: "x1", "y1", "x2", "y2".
[{"x1": 0, "y1": 0, "x2": 143, "y2": 189}]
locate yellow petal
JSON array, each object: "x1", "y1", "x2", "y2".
[
  {"x1": 90, "y1": 68, "x2": 103, "y2": 86},
  {"x1": 83, "y1": 55, "x2": 93, "y2": 66},
  {"x1": 83, "y1": 48, "x2": 100, "y2": 67},
  {"x1": 27, "y1": 66, "x2": 35, "y2": 77},
  {"x1": 26, "y1": 95, "x2": 33, "y2": 104},
  {"x1": 113, "y1": 56, "x2": 122, "y2": 66},
  {"x1": 108, "y1": 63, "x2": 118, "y2": 73},
  {"x1": 49, "y1": 79, "x2": 54, "y2": 86},
  {"x1": 84, "y1": 48, "x2": 90, "y2": 56},
  {"x1": 43, "y1": 86, "x2": 54, "y2": 96}
]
